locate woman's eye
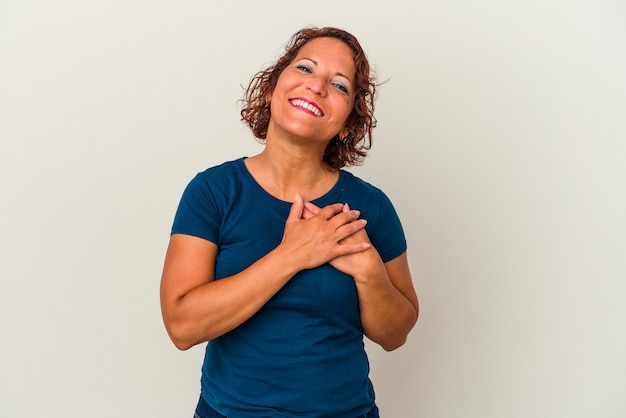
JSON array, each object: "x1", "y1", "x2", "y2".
[
  {"x1": 296, "y1": 64, "x2": 312, "y2": 73},
  {"x1": 332, "y1": 82, "x2": 349, "y2": 94}
]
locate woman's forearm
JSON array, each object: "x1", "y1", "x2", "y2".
[
  {"x1": 162, "y1": 244, "x2": 301, "y2": 350},
  {"x1": 353, "y1": 253, "x2": 419, "y2": 351},
  {"x1": 161, "y1": 200, "x2": 370, "y2": 350}
]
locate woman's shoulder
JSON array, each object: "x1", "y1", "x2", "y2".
[
  {"x1": 194, "y1": 157, "x2": 246, "y2": 179},
  {"x1": 339, "y1": 169, "x2": 386, "y2": 197},
  {"x1": 338, "y1": 169, "x2": 400, "y2": 216},
  {"x1": 181, "y1": 158, "x2": 248, "y2": 200},
  {"x1": 186, "y1": 158, "x2": 247, "y2": 188}
]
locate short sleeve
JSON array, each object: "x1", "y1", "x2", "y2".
[
  {"x1": 171, "y1": 173, "x2": 221, "y2": 244},
  {"x1": 368, "y1": 193, "x2": 407, "y2": 263}
]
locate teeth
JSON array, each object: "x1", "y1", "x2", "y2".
[{"x1": 291, "y1": 99, "x2": 322, "y2": 116}]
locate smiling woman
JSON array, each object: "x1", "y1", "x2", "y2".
[
  {"x1": 265, "y1": 38, "x2": 355, "y2": 151},
  {"x1": 160, "y1": 26, "x2": 419, "y2": 418},
  {"x1": 241, "y1": 26, "x2": 378, "y2": 170}
]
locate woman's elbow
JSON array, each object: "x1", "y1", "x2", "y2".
[
  {"x1": 377, "y1": 314, "x2": 418, "y2": 351},
  {"x1": 162, "y1": 313, "x2": 198, "y2": 351},
  {"x1": 163, "y1": 324, "x2": 189, "y2": 351},
  {"x1": 170, "y1": 333, "x2": 195, "y2": 351},
  {"x1": 380, "y1": 337, "x2": 407, "y2": 352}
]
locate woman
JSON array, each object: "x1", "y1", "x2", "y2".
[{"x1": 160, "y1": 26, "x2": 419, "y2": 418}]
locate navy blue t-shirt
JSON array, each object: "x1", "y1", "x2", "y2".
[{"x1": 171, "y1": 158, "x2": 406, "y2": 417}]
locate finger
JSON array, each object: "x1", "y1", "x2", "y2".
[
  {"x1": 319, "y1": 203, "x2": 348, "y2": 220},
  {"x1": 303, "y1": 201, "x2": 321, "y2": 215},
  {"x1": 336, "y1": 218, "x2": 368, "y2": 240},
  {"x1": 302, "y1": 206, "x2": 315, "y2": 220},
  {"x1": 287, "y1": 194, "x2": 304, "y2": 221},
  {"x1": 334, "y1": 241, "x2": 371, "y2": 257},
  {"x1": 328, "y1": 208, "x2": 362, "y2": 231}
]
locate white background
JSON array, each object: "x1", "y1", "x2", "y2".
[{"x1": 1, "y1": 1, "x2": 625, "y2": 417}]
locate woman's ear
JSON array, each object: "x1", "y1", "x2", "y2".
[{"x1": 338, "y1": 127, "x2": 349, "y2": 140}]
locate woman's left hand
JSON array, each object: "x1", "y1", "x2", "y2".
[
  {"x1": 302, "y1": 200, "x2": 419, "y2": 351},
  {"x1": 302, "y1": 201, "x2": 376, "y2": 280}
]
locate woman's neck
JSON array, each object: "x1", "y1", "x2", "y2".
[{"x1": 245, "y1": 146, "x2": 338, "y2": 202}]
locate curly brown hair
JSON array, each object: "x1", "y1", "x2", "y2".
[{"x1": 240, "y1": 27, "x2": 378, "y2": 169}]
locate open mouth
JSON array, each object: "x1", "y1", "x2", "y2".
[{"x1": 289, "y1": 98, "x2": 324, "y2": 117}]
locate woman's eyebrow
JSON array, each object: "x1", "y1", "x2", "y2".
[
  {"x1": 298, "y1": 57, "x2": 317, "y2": 65},
  {"x1": 297, "y1": 57, "x2": 353, "y2": 82}
]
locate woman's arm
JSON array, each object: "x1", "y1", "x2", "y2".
[
  {"x1": 351, "y1": 250, "x2": 418, "y2": 351},
  {"x1": 160, "y1": 234, "x2": 299, "y2": 350},
  {"x1": 160, "y1": 196, "x2": 370, "y2": 350},
  {"x1": 326, "y1": 232, "x2": 418, "y2": 351},
  {"x1": 303, "y1": 202, "x2": 419, "y2": 351}
]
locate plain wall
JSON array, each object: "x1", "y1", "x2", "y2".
[{"x1": 1, "y1": 1, "x2": 625, "y2": 417}]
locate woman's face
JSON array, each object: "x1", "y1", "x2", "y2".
[{"x1": 267, "y1": 37, "x2": 356, "y2": 145}]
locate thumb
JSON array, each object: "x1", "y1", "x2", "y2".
[
  {"x1": 303, "y1": 201, "x2": 320, "y2": 219},
  {"x1": 287, "y1": 193, "x2": 304, "y2": 220}
]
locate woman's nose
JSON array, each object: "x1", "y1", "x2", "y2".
[{"x1": 306, "y1": 76, "x2": 327, "y2": 96}]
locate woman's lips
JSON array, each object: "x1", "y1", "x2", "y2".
[{"x1": 289, "y1": 98, "x2": 324, "y2": 117}]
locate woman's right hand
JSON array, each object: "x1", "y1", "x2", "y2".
[
  {"x1": 280, "y1": 194, "x2": 370, "y2": 271},
  {"x1": 160, "y1": 194, "x2": 369, "y2": 350}
]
